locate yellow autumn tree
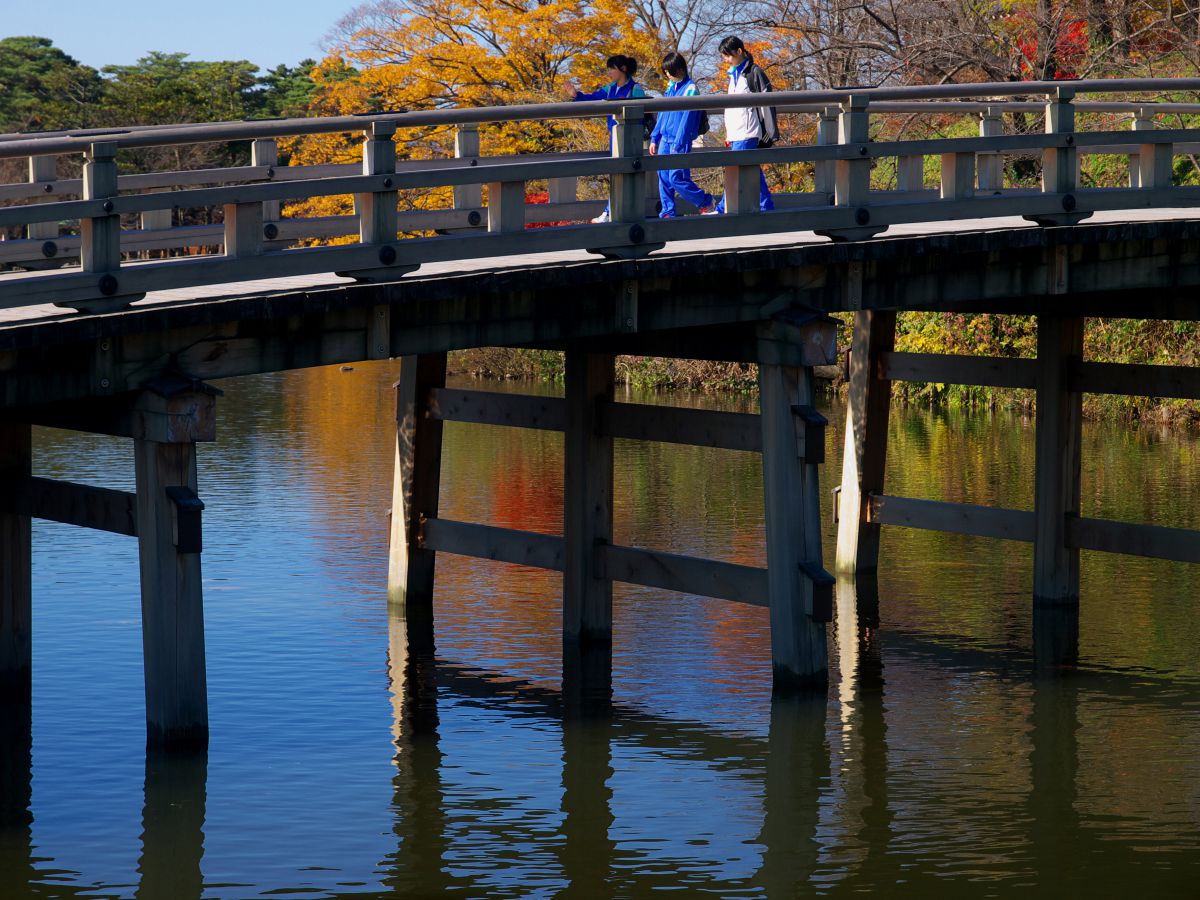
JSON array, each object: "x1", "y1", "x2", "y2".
[{"x1": 284, "y1": 0, "x2": 660, "y2": 227}]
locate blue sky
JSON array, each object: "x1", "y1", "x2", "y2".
[{"x1": 4, "y1": 0, "x2": 355, "y2": 71}]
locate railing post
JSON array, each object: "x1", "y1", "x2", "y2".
[
  {"x1": 977, "y1": 107, "x2": 1005, "y2": 193},
  {"x1": 814, "y1": 107, "x2": 838, "y2": 197},
  {"x1": 610, "y1": 104, "x2": 645, "y2": 224},
  {"x1": 815, "y1": 95, "x2": 883, "y2": 240},
  {"x1": 223, "y1": 202, "x2": 262, "y2": 259},
  {"x1": 1025, "y1": 87, "x2": 1090, "y2": 226},
  {"x1": 27, "y1": 155, "x2": 57, "y2": 241},
  {"x1": 359, "y1": 121, "x2": 399, "y2": 245},
  {"x1": 453, "y1": 124, "x2": 483, "y2": 213},
  {"x1": 81, "y1": 142, "x2": 121, "y2": 279},
  {"x1": 339, "y1": 121, "x2": 412, "y2": 281},
  {"x1": 251, "y1": 138, "x2": 281, "y2": 226},
  {"x1": 0, "y1": 422, "x2": 32, "y2": 707}
]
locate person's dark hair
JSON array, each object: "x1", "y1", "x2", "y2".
[
  {"x1": 661, "y1": 51, "x2": 689, "y2": 81},
  {"x1": 607, "y1": 54, "x2": 638, "y2": 77},
  {"x1": 719, "y1": 35, "x2": 747, "y2": 57}
]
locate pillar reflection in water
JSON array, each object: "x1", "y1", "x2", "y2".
[
  {"x1": 136, "y1": 752, "x2": 207, "y2": 900},
  {"x1": 559, "y1": 642, "x2": 614, "y2": 898},
  {"x1": 0, "y1": 703, "x2": 33, "y2": 896},
  {"x1": 1033, "y1": 601, "x2": 1080, "y2": 673},
  {"x1": 382, "y1": 598, "x2": 454, "y2": 895},
  {"x1": 833, "y1": 577, "x2": 896, "y2": 886},
  {"x1": 753, "y1": 692, "x2": 828, "y2": 894}
]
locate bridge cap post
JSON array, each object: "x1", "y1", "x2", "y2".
[
  {"x1": 85, "y1": 141, "x2": 118, "y2": 163},
  {"x1": 839, "y1": 95, "x2": 870, "y2": 145},
  {"x1": 366, "y1": 120, "x2": 397, "y2": 141}
]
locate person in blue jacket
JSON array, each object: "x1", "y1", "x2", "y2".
[
  {"x1": 566, "y1": 55, "x2": 648, "y2": 223},
  {"x1": 649, "y1": 52, "x2": 715, "y2": 218}
]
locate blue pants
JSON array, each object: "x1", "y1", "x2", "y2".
[
  {"x1": 658, "y1": 161, "x2": 712, "y2": 218},
  {"x1": 716, "y1": 138, "x2": 774, "y2": 212}
]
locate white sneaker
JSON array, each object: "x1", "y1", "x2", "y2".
[{"x1": 590, "y1": 210, "x2": 611, "y2": 224}]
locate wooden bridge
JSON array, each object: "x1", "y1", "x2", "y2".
[{"x1": 3, "y1": 78, "x2": 1200, "y2": 749}]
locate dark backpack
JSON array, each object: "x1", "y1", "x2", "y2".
[{"x1": 698, "y1": 110, "x2": 710, "y2": 136}]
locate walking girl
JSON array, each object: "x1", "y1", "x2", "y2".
[
  {"x1": 648, "y1": 52, "x2": 715, "y2": 218},
  {"x1": 714, "y1": 35, "x2": 777, "y2": 213},
  {"x1": 566, "y1": 55, "x2": 648, "y2": 223}
]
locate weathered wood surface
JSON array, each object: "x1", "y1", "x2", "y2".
[
  {"x1": 835, "y1": 311, "x2": 896, "y2": 575},
  {"x1": 134, "y1": 438, "x2": 207, "y2": 750},
  {"x1": 1067, "y1": 517, "x2": 1200, "y2": 564},
  {"x1": 5, "y1": 476, "x2": 136, "y2": 536},
  {"x1": 421, "y1": 517, "x2": 564, "y2": 571},
  {"x1": 0, "y1": 422, "x2": 31, "y2": 703},
  {"x1": 868, "y1": 494, "x2": 1035, "y2": 541},
  {"x1": 1033, "y1": 317, "x2": 1085, "y2": 604},
  {"x1": 388, "y1": 354, "x2": 447, "y2": 611},
  {"x1": 597, "y1": 544, "x2": 768, "y2": 606},
  {"x1": 4, "y1": 214, "x2": 1200, "y2": 413},
  {"x1": 759, "y1": 364, "x2": 827, "y2": 689},
  {"x1": 562, "y1": 353, "x2": 614, "y2": 644}
]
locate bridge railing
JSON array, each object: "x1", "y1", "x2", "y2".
[{"x1": 2, "y1": 78, "x2": 1200, "y2": 312}]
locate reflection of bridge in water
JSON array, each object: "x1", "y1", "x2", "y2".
[
  {"x1": 2, "y1": 78, "x2": 1200, "y2": 751},
  {"x1": 3, "y1": 583, "x2": 1193, "y2": 895}
]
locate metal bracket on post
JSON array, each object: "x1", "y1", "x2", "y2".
[
  {"x1": 798, "y1": 560, "x2": 835, "y2": 623},
  {"x1": 1024, "y1": 87, "x2": 1091, "y2": 227},
  {"x1": 588, "y1": 104, "x2": 663, "y2": 260},
  {"x1": 791, "y1": 404, "x2": 827, "y2": 464},
  {"x1": 165, "y1": 486, "x2": 204, "y2": 554},
  {"x1": 815, "y1": 95, "x2": 885, "y2": 242}
]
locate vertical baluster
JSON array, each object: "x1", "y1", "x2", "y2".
[
  {"x1": 940, "y1": 152, "x2": 975, "y2": 201},
  {"x1": 339, "y1": 121, "x2": 412, "y2": 280},
  {"x1": 896, "y1": 155, "x2": 924, "y2": 193},
  {"x1": 27, "y1": 155, "x2": 57, "y2": 241},
  {"x1": 977, "y1": 106, "x2": 1005, "y2": 193},
  {"x1": 486, "y1": 181, "x2": 525, "y2": 233},
  {"x1": 1128, "y1": 108, "x2": 1154, "y2": 188},
  {"x1": 814, "y1": 107, "x2": 838, "y2": 198},
  {"x1": 1136, "y1": 111, "x2": 1173, "y2": 194}
]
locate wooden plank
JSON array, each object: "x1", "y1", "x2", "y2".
[
  {"x1": 428, "y1": 388, "x2": 566, "y2": 431},
  {"x1": 1067, "y1": 517, "x2": 1200, "y2": 563},
  {"x1": 421, "y1": 517, "x2": 564, "y2": 571},
  {"x1": 134, "y1": 438, "x2": 207, "y2": 751},
  {"x1": 879, "y1": 352, "x2": 1038, "y2": 388},
  {"x1": 598, "y1": 544, "x2": 767, "y2": 605},
  {"x1": 388, "y1": 354, "x2": 447, "y2": 612},
  {"x1": 0, "y1": 422, "x2": 31, "y2": 702},
  {"x1": 836, "y1": 311, "x2": 896, "y2": 575},
  {"x1": 8, "y1": 389, "x2": 217, "y2": 443},
  {"x1": 7, "y1": 476, "x2": 136, "y2": 536},
  {"x1": 1073, "y1": 361, "x2": 1200, "y2": 399},
  {"x1": 1033, "y1": 316, "x2": 1084, "y2": 605},
  {"x1": 563, "y1": 352, "x2": 614, "y2": 644},
  {"x1": 759, "y1": 363, "x2": 827, "y2": 689},
  {"x1": 867, "y1": 494, "x2": 1035, "y2": 541},
  {"x1": 599, "y1": 402, "x2": 762, "y2": 452}
]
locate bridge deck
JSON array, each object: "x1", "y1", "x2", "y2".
[{"x1": 0, "y1": 208, "x2": 1191, "y2": 335}]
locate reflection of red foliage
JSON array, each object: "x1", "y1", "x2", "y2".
[{"x1": 524, "y1": 190, "x2": 572, "y2": 228}]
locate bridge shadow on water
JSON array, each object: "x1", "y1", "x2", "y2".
[{"x1": 0, "y1": 581, "x2": 1197, "y2": 897}]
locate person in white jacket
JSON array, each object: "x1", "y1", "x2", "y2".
[{"x1": 713, "y1": 36, "x2": 777, "y2": 214}]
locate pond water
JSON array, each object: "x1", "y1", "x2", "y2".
[{"x1": 3, "y1": 361, "x2": 1199, "y2": 897}]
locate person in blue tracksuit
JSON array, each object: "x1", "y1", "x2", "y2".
[
  {"x1": 649, "y1": 52, "x2": 714, "y2": 218},
  {"x1": 567, "y1": 54, "x2": 648, "y2": 223}
]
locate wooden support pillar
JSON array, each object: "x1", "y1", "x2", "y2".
[
  {"x1": 836, "y1": 311, "x2": 896, "y2": 575},
  {"x1": 134, "y1": 437, "x2": 208, "y2": 751},
  {"x1": 1033, "y1": 316, "x2": 1084, "y2": 667},
  {"x1": 563, "y1": 352, "x2": 614, "y2": 645},
  {"x1": 759, "y1": 364, "x2": 827, "y2": 689},
  {"x1": 0, "y1": 422, "x2": 31, "y2": 706},
  {"x1": 388, "y1": 354, "x2": 447, "y2": 617}
]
